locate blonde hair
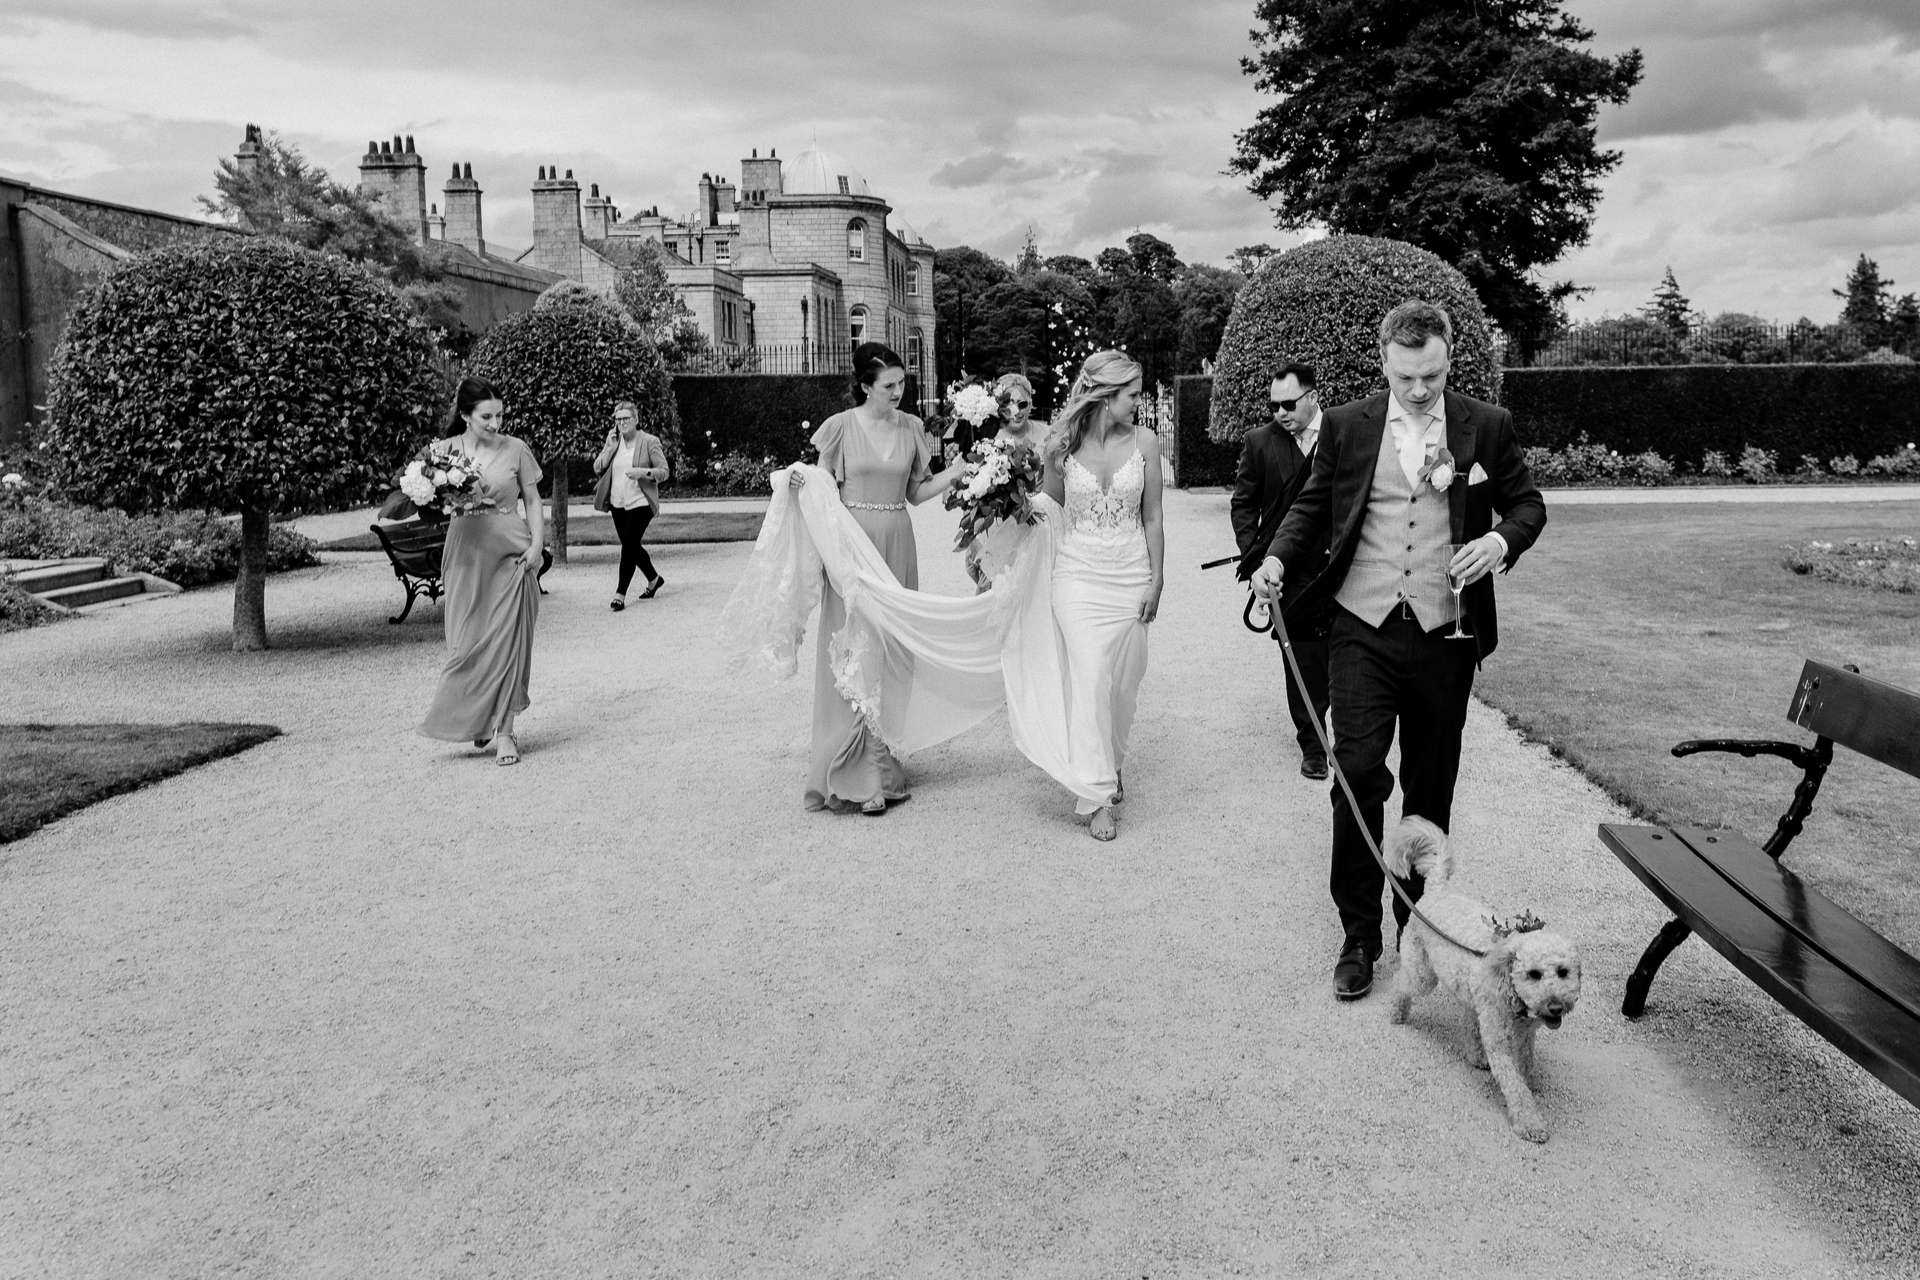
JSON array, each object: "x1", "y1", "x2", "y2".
[
  {"x1": 993, "y1": 372, "x2": 1035, "y2": 400},
  {"x1": 1045, "y1": 350, "x2": 1143, "y2": 467}
]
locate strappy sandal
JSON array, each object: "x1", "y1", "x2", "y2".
[
  {"x1": 610, "y1": 596, "x2": 626, "y2": 611},
  {"x1": 493, "y1": 734, "x2": 520, "y2": 766},
  {"x1": 640, "y1": 576, "x2": 665, "y2": 599},
  {"x1": 1089, "y1": 807, "x2": 1117, "y2": 841},
  {"x1": 861, "y1": 796, "x2": 888, "y2": 815}
]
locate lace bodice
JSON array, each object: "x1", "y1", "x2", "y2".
[{"x1": 1064, "y1": 449, "x2": 1145, "y2": 540}]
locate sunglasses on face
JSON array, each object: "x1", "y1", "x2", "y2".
[
  {"x1": 1009, "y1": 399, "x2": 1032, "y2": 409},
  {"x1": 1270, "y1": 397, "x2": 1304, "y2": 412}
]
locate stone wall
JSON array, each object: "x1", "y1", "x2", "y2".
[{"x1": 1, "y1": 180, "x2": 245, "y2": 446}]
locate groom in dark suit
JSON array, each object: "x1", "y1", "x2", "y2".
[
  {"x1": 1252, "y1": 300, "x2": 1547, "y2": 1000},
  {"x1": 1231, "y1": 361, "x2": 1332, "y2": 780}
]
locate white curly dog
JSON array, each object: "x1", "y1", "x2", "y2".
[{"x1": 1385, "y1": 815, "x2": 1582, "y2": 1142}]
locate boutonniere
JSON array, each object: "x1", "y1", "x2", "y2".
[{"x1": 1419, "y1": 445, "x2": 1457, "y2": 492}]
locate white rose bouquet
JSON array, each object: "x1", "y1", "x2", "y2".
[
  {"x1": 941, "y1": 435, "x2": 1045, "y2": 553},
  {"x1": 396, "y1": 442, "x2": 492, "y2": 517}
]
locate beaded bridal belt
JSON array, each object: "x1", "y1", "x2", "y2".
[{"x1": 845, "y1": 501, "x2": 907, "y2": 512}]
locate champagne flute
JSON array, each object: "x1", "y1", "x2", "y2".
[{"x1": 1445, "y1": 542, "x2": 1471, "y2": 640}]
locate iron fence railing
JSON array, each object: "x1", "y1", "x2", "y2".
[
  {"x1": 1498, "y1": 320, "x2": 1898, "y2": 368},
  {"x1": 672, "y1": 341, "x2": 855, "y2": 376}
]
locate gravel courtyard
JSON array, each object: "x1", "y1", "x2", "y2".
[{"x1": 4, "y1": 489, "x2": 1916, "y2": 1278}]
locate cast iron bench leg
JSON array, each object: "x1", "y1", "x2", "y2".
[
  {"x1": 391, "y1": 576, "x2": 420, "y2": 625},
  {"x1": 1623, "y1": 917, "x2": 1693, "y2": 1018}
]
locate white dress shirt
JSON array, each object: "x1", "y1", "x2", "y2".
[
  {"x1": 1386, "y1": 393, "x2": 1444, "y2": 490},
  {"x1": 1289, "y1": 407, "x2": 1321, "y2": 459}
]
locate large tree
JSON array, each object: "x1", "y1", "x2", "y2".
[
  {"x1": 43, "y1": 237, "x2": 443, "y2": 649},
  {"x1": 1834, "y1": 254, "x2": 1895, "y2": 348},
  {"x1": 933, "y1": 247, "x2": 1015, "y2": 382},
  {"x1": 201, "y1": 128, "x2": 464, "y2": 340},
  {"x1": 1231, "y1": 0, "x2": 1642, "y2": 350}
]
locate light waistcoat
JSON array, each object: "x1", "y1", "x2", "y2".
[{"x1": 1335, "y1": 428, "x2": 1458, "y2": 630}]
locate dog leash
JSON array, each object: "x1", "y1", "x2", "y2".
[{"x1": 1258, "y1": 588, "x2": 1490, "y2": 959}]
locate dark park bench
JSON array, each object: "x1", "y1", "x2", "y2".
[
  {"x1": 370, "y1": 519, "x2": 552, "y2": 624},
  {"x1": 1601, "y1": 659, "x2": 1920, "y2": 1107}
]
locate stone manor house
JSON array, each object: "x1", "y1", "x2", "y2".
[
  {"x1": 0, "y1": 129, "x2": 941, "y2": 446},
  {"x1": 360, "y1": 135, "x2": 940, "y2": 404}
]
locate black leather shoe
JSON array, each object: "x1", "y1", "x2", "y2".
[
  {"x1": 1333, "y1": 942, "x2": 1377, "y2": 1001},
  {"x1": 1301, "y1": 755, "x2": 1329, "y2": 781}
]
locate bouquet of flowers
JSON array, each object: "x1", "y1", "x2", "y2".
[
  {"x1": 395, "y1": 442, "x2": 492, "y2": 517},
  {"x1": 942, "y1": 434, "x2": 1045, "y2": 553},
  {"x1": 947, "y1": 378, "x2": 1007, "y2": 434}
]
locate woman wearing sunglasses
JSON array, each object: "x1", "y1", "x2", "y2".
[{"x1": 963, "y1": 372, "x2": 1042, "y2": 590}]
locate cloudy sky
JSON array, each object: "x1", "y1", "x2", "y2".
[{"x1": 2, "y1": 0, "x2": 1916, "y2": 323}]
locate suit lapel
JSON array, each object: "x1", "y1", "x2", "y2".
[
  {"x1": 1340, "y1": 397, "x2": 1386, "y2": 551},
  {"x1": 1444, "y1": 391, "x2": 1476, "y2": 543}
]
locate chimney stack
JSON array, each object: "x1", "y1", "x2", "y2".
[
  {"x1": 443, "y1": 162, "x2": 484, "y2": 256},
  {"x1": 359, "y1": 132, "x2": 429, "y2": 244},
  {"x1": 581, "y1": 181, "x2": 612, "y2": 241},
  {"x1": 528, "y1": 165, "x2": 582, "y2": 278},
  {"x1": 425, "y1": 202, "x2": 445, "y2": 241}
]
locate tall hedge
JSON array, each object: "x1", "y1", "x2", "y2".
[
  {"x1": 42, "y1": 236, "x2": 443, "y2": 649},
  {"x1": 1172, "y1": 375, "x2": 1240, "y2": 488},
  {"x1": 1504, "y1": 363, "x2": 1920, "y2": 466},
  {"x1": 671, "y1": 374, "x2": 852, "y2": 479},
  {"x1": 466, "y1": 287, "x2": 674, "y2": 560},
  {"x1": 1210, "y1": 236, "x2": 1500, "y2": 443}
]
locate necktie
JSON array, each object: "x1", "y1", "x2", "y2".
[{"x1": 1399, "y1": 413, "x2": 1429, "y2": 490}]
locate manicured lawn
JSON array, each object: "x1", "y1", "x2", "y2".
[
  {"x1": 1476, "y1": 500, "x2": 1920, "y2": 950},
  {"x1": 0, "y1": 723, "x2": 281, "y2": 844}
]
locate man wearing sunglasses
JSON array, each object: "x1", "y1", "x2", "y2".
[{"x1": 1231, "y1": 361, "x2": 1332, "y2": 781}]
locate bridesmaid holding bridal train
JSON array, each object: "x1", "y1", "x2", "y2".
[
  {"x1": 790, "y1": 342, "x2": 961, "y2": 813},
  {"x1": 1040, "y1": 351, "x2": 1165, "y2": 840},
  {"x1": 417, "y1": 378, "x2": 545, "y2": 764}
]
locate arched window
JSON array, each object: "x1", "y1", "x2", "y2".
[
  {"x1": 849, "y1": 304, "x2": 868, "y2": 343},
  {"x1": 847, "y1": 219, "x2": 866, "y2": 262}
]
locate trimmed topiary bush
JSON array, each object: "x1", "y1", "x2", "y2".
[
  {"x1": 1210, "y1": 235, "x2": 1500, "y2": 443},
  {"x1": 43, "y1": 236, "x2": 443, "y2": 649},
  {"x1": 467, "y1": 286, "x2": 675, "y2": 561}
]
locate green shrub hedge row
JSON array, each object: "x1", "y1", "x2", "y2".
[
  {"x1": 1171, "y1": 365, "x2": 1920, "y2": 486},
  {"x1": 0, "y1": 497, "x2": 317, "y2": 588},
  {"x1": 1502, "y1": 364, "x2": 1920, "y2": 466},
  {"x1": 671, "y1": 374, "x2": 853, "y2": 481},
  {"x1": 1173, "y1": 376, "x2": 1241, "y2": 488}
]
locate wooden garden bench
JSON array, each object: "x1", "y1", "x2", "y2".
[
  {"x1": 369, "y1": 518, "x2": 551, "y2": 624},
  {"x1": 1601, "y1": 659, "x2": 1920, "y2": 1106}
]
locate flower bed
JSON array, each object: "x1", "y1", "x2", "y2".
[
  {"x1": 1784, "y1": 537, "x2": 1920, "y2": 593},
  {"x1": 0, "y1": 497, "x2": 318, "y2": 589},
  {"x1": 1523, "y1": 436, "x2": 1920, "y2": 487}
]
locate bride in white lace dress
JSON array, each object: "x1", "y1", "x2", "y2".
[
  {"x1": 1038, "y1": 351, "x2": 1165, "y2": 841},
  {"x1": 718, "y1": 349, "x2": 1163, "y2": 841}
]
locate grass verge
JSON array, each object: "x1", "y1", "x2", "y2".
[
  {"x1": 1475, "y1": 500, "x2": 1920, "y2": 950},
  {"x1": 0, "y1": 723, "x2": 282, "y2": 844}
]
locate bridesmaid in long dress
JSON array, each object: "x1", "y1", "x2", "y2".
[
  {"x1": 1040, "y1": 351, "x2": 1165, "y2": 841},
  {"x1": 790, "y1": 342, "x2": 961, "y2": 813},
  {"x1": 418, "y1": 378, "x2": 546, "y2": 764}
]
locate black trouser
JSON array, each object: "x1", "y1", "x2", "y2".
[
  {"x1": 1327, "y1": 605, "x2": 1478, "y2": 951},
  {"x1": 610, "y1": 503, "x2": 657, "y2": 594},
  {"x1": 1277, "y1": 631, "x2": 1330, "y2": 760}
]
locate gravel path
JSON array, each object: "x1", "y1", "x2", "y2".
[{"x1": 4, "y1": 490, "x2": 1916, "y2": 1278}]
